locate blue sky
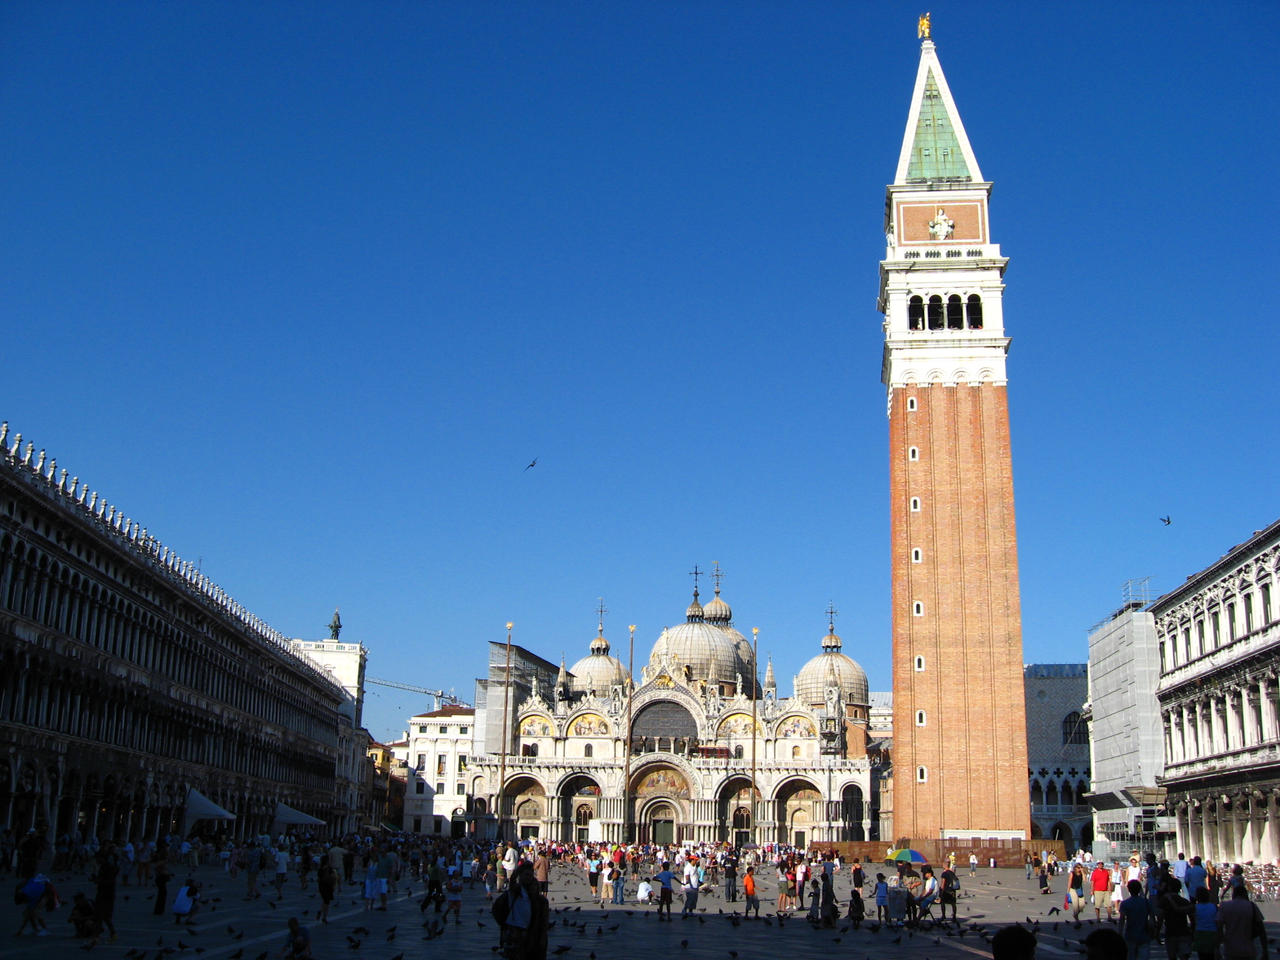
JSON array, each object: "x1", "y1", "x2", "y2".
[{"x1": 3, "y1": 2, "x2": 1277, "y2": 743}]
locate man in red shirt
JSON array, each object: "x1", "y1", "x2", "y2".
[{"x1": 1090, "y1": 862, "x2": 1113, "y2": 922}]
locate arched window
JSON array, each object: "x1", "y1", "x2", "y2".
[
  {"x1": 911, "y1": 548, "x2": 922, "y2": 563},
  {"x1": 908, "y1": 446, "x2": 919, "y2": 461},
  {"x1": 947, "y1": 295, "x2": 963, "y2": 329},
  {"x1": 927, "y1": 296, "x2": 944, "y2": 330},
  {"x1": 1046, "y1": 781, "x2": 1059, "y2": 806},
  {"x1": 906, "y1": 397, "x2": 917, "y2": 411},
  {"x1": 733, "y1": 744, "x2": 743, "y2": 759},
  {"x1": 792, "y1": 745, "x2": 802, "y2": 759},
  {"x1": 914, "y1": 655, "x2": 925, "y2": 671},
  {"x1": 1062, "y1": 711, "x2": 1087, "y2": 745},
  {"x1": 966, "y1": 295, "x2": 983, "y2": 329},
  {"x1": 1030, "y1": 781, "x2": 1043, "y2": 805},
  {"x1": 915, "y1": 710, "x2": 926, "y2": 726},
  {"x1": 916, "y1": 766, "x2": 928, "y2": 783},
  {"x1": 908, "y1": 296, "x2": 924, "y2": 331},
  {"x1": 583, "y1": 743, "x2": 593, "y2": 758}
]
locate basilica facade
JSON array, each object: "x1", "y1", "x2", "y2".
[{"x1": 471, "y1": 584, "x2": 881, "y2": 847}]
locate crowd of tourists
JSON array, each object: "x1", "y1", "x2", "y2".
[{"x1": 6, "y1": 827, "x2": 1273, "y2": 960}]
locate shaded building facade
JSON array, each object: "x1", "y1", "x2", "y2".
[{"x1": 0, "y1": 423, "x2": 347, "y2": 841}]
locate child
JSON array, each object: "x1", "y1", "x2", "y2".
[
  {"x1": 69, "y1": 892, "x2": 100, "y2": 939},
  {"x1": 806, "y1": 879, "x2": 821, "y2": 921},
  {"x1": 636, "y1": 878, "x2": 654, "y2": 904},
  {"x1": 874, "y1": 873, "x2": 889, "y2": 924},
  {"x1": 483, "y1": 862, "x2": 497, "y2": 901},
  {"x1": 848, "y1": 888, "x2": 865, "y2": 929}
]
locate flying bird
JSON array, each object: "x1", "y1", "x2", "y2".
[
  {"x1": 525, "y1": 457, "x2": 539, "y2": 471},
  {"x1": 1161, "y1": 516, "x2": 1172, "y2": 525}
]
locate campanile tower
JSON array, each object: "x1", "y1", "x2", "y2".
[{"x1": 879, "y1": 28, "x2": 1030, "y2": 843}]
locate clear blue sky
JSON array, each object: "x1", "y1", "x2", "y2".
[{"x1": 3, "y1": 2, "x2": 1276, "y2": 743}]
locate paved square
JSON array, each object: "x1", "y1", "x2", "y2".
[{"x1": 12, "y1": 864, "x2": 1279, "y2": 960}]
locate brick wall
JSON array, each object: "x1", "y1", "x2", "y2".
[{"x1": 889, "y1": 382, "x2": 1031, "y2": 842}]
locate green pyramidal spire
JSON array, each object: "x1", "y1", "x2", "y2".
[
  {"x1": 894, "y1": 40, "x2": 983, "y2": 186},
  {"x1": 905, "y1": 69, "x2": 971, "y2": 182}
]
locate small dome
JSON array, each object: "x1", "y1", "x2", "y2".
[
  {"x1": 570, "y1": 651, "x2": 629, "y2": 695},
  {"x1": 703, "y1": 588, "x2": 732, "y2": 624},
  {"x1": 686, "y1": 588, "x2": 705, "y2": 622},
  {"x1": 794, "y1": 651, "x2": 870, "y2": 706},
  {"x1": 793, "y1": 617, "x2": 868, "y2": 706},
  {"x1": 571, "y1": 622, "x2": 630, "y2": 695}
]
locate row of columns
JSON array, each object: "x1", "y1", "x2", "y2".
[
  {"x1": 1165, "y1": 674, "x2": 1279, "y2": 764},
  {"x1": 1175, "y1": 792, "x2": 1280, "y2": 863}
]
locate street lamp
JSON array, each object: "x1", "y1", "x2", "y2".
[
  {"x1": 750, "y1": 627, "x2": 758, "y2": 847},
  {"x1": 625, "y1": 624, "x2": 636, "y2": 843},
  {"x1": 497, "y1": 621, "x2": 513, "y2": 840}
]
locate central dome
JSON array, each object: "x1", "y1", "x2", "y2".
[{"x1": 648, "y1": 587, "x2": 752, "y2": 684}]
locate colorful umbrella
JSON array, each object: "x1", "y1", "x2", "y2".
[{"x1": 885, "y1": 848, "x2": 928, "y2": 863}]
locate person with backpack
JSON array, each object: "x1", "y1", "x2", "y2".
[{"x1": 492, "y1": 863, "x2": 549, "y2": 960}]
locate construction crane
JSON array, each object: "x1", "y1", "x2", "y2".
[{"x1": 366, "y1": 677, "x2": 468, "y2": 713}]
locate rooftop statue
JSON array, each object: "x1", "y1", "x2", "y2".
[
  {"x1": 328, "y1": 608, "x2": 342, "y2": 640},
  {"x1": 918, "y1": 12, "x2": 931, "y2": 39}
]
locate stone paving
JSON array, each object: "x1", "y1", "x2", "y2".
[{"x1": 12, "y1": 863, "x2": 1280, "y2": 960}]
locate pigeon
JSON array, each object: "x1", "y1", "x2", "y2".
[
  {"x1": 525, "y1": 458, "x2": 539, "y2": 471},
  {"x1": 1161, "y1": 516, "x2": 1172, "y2": 526},
  {"x1": 552, "y1": 948, "x2": 572, "y2": 956},
  {"x1": 1048, "y1": 907, "x2": 1060, "y2": 916}
]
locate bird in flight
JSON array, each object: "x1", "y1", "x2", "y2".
[
  {"x1": 525, "y1": 457, "x2": 539, "y2": 471},
  {"x1": 1160, "y1": 516, "x2": 1172, "y2": 526}
]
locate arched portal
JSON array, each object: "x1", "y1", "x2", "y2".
[
  {"x1": 774, "y1": 779, "x2": 821, "y2": 848},
  {"x1": 716, "y1": 776, "x2": 760, "y2": 845},
  {"x1": 647, "y1": 801, "x2": 678, "y2": 846},
  {"x1": 1051, "y1": 821, "x2": 1073, "y2": 847},
  {"x1": 501, "y1": 775, "x2": 545, "y2": 841},
  {"x1": 558, "y1": 774, "x2": 601, "y2": 843},
  {"x1": 632, "y1": 764, "x2": 691, "y2": 844},
  {"x1": 841, "y1": 784, "x2": 866, "y2": 841}
]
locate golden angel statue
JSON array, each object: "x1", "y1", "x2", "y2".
[{"x1": 918, "y1": 12, "x2": 931, "y2": 39}]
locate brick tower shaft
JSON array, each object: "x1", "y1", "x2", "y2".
[{"x1": 879, "y1": 33, "x2": 1031, "y2": 843}]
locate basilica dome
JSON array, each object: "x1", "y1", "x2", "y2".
[
  {"x1": 793, "y1": 621, "x2": 870, "y2": 707},
  {"x1": 648, "y1": 588, "x2": 751, "y2": 684},
  {"x1": 569, "y1": 626, "x2": 629, "y2": 696}
]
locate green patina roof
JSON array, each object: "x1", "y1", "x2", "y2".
[{"x1": 905, "y1": 69, "x2": 971, "y2": 182}]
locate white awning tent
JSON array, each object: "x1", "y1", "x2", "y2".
[
  {"x1": 272, "y1": 802, "x2": 327, "y2": 829},
  {"x1": 182, "y1": 788, "x2": 236, "y2": 834}
]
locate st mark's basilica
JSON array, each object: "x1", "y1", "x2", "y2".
[{"x1": 470, "y1": 574, "x2": 883, "y2": 847}]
